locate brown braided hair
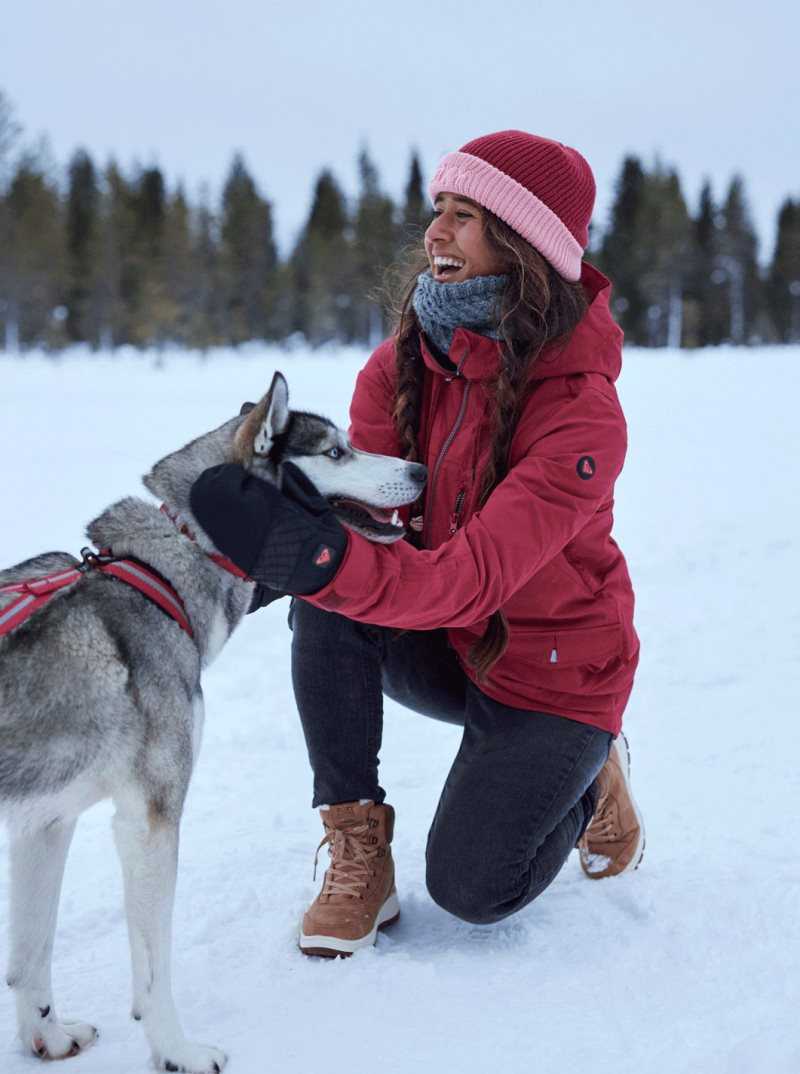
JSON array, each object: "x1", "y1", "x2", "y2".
[{"x1": 386, "y1": 204, "x2": 588, "y2": 681}]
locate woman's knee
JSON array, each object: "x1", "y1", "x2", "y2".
[{"x1": 425, "y1": 855, "x2": 509, "y2": 925}]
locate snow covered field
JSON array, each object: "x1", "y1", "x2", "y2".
[{"x1": 1, "y1": 344, "x2": 798, "y2": 1074}]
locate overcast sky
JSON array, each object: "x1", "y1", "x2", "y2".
[{"x1": 3, "y1": 0, "x2": 798, "y2": 261}]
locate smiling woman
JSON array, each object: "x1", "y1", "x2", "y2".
[{"x1": 190, "y1": 129, "x2": 645, "y2": 959}]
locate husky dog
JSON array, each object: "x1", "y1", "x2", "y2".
[{"x1": 0, "y1": 372, "x2": 426, "y2": 1072}]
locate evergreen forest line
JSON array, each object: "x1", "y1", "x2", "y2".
[{"x1": 1, "y1": 93, "x2": 798, "y2": 352}]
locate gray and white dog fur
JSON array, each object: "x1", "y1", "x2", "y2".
[{"x1": 0, "y1": 372, "x2": 426, "y2": 1072}]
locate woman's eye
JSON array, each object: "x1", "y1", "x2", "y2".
[{"x1": 431, "y1": 208, "x2": 473, "y2": 221}]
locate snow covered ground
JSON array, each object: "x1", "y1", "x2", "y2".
[{"x1": 1, "y1": 343, "x2": 798, "y2": 1074}]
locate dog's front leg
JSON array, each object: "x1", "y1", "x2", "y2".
[
  {"x1": 112, "y1": 807, "x2": 226, "y2": 1073},
  {"x1": 7, "y1": 819, "x2": 99, "y2": 1060}
]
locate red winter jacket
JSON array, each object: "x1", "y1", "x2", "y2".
[{"x1": 307, "y1": 262, "x2": 638, "y2": 735}]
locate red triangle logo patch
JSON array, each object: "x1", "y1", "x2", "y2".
[
  {"x1": 314, "y1": 546, "x2": 332, "y2": 566},
  {"x1": 576, "y1": 455, "x2": 596, "y2": 480}
]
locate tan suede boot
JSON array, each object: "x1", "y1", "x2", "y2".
[
  {"x1": 299, "y1": 801, "x2": 399, "y2": 957},
  {"x1": 578, "y1": 733, "x2": 645, "y2": 878}
]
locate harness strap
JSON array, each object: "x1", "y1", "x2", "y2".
[
  {"x1": 101, "y1": 559, "x2": 193, "y2": 637},
  {"x1": 0, "y1": 568, "x2": 83, "y2": 636},
  {"x1": 209, "y1": 551, "x2": 250, "y2": 579},
  {"x1": 0, "y1": 553, "x2": 193, "y2": 640}
]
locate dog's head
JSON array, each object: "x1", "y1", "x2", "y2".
[{"x1": 144, "y1": 372, "x2": 427, "y2": 545}]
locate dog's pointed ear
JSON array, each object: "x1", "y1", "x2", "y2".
[
  {"x1": 232, "y1": 372, "x2": 290, "y2": 464},
  {"x1": 255, "y1": 372, "x2": 289, "y2": 455}
]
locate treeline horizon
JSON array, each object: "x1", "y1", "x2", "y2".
[{"x1": 1, "y1": 90, "x2": 798, "y2": 353}]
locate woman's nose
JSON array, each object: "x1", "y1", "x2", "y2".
[{"x1": 426, "y1": 213, "x2": 452, "y2": 244}]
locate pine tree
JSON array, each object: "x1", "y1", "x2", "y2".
[
  {"x1": 159, "y1": 185, "x2": 195, "y2": 346},
  {"x1": 94, "y1": 160, "x2": 136, "y2": 349},
  {"x1": 0, "y1": 92, "x2": 22, "y2": 349},
  {"x1": 715, "y1": 176, "x2": 760, "y2": 343},
  {"x1": 289, "y1": 169, "x2": 352, "y2": 345},
  {"x1": 65, "y1": 149, "x2": 99, "y2": 343},
  {"x1": 636, "y1": 166, "x2": 693, "y2": 346},
  {"x1": 598, "y1": 156, "x2": 648, "y2": 343},
  {"x1": 0, "y1": 90, "x2": 21, "y2": 188},
  {"x1": 2, "y1": 149, "x2": 66, "y2": 349},
  {"x1": 766, "y1": 199, "x2": 800, "y2": 342},
  {"x1": 401, "y1": 150, "x2": 427, "y2": 249},
  {"x1": 352, "y1": 147, "x2": 397, "y2": 343},
  {"x1": 219, "y1": 153, "x2": 278, "y2": 343},
  {"x1": 189, "y1": 186, "x2": 223, "y2": 349},
  {"x1": 129, "y1": 165, "x2": 169, "y2": 345},
  {"x1": 684, "y1": 180, "x2": 728, "y2": 347}
]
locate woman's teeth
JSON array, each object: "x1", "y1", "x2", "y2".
[{"x1": 433, "y1": 255, "x2": 465, "y2": 277}]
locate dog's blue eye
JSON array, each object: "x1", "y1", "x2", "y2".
[{"x1": 327, "y1": 447, "x2": 340, "y2": 459}]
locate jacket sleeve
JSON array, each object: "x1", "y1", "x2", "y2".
[
  {"x1": 347, "y1": 339, "x2": 403, "y2": 457},
  {"x1": 305, "y1": 385, "x2": 627, "y2": 630}
]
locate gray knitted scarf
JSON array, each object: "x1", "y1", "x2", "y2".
[{"x1": 412, "y1": 270, "x2": 509, "y2": 358}]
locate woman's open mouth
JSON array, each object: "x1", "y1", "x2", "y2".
[
  {"x1": 432, "y1": 255, "x2": 465, "y2": 281},
  {"x1": 328, "y1": 497, "x2": 406, "y2": 543}
]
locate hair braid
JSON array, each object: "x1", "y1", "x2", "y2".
[{"x1": 389, "y1": 269, "x2": 428, "y2": 544}]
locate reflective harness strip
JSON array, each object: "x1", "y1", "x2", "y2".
[
  {"x1": 101, "y1": 559, "x2": 193, "y2": 636},
  {"x1": 0, "y1": 553, "x2": 193, "y2": 640}
]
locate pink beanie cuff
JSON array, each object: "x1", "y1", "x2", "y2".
[{"x1": 429, "y1": 150, "x2": 584, "y2": 282}]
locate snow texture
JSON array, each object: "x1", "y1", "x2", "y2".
[{"x1": 1, "y1": 344, "x2": 798, "y2": 1073}]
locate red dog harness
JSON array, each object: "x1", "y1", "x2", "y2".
[
  {"x1": 0, "y1": 549, "x2": 194, "y2": 639},
  {"x1": 0, "y1": 507, "x2": 251, "y2": 641}
]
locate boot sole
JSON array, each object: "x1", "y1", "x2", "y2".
[
  {"x1": 299, "y1": 890, "x2": 400, "y2": 958},
  {"x1": 618, "y1": 732, "x2": 647, "y2": 872}
]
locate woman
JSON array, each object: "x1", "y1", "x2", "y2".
[{"x1": 191, "y1": 130, "x2": 644, "y2": 957}]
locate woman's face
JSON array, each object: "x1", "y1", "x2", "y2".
[{"x1": 424, "y1": 193, "x2": 506, "y2": 283}]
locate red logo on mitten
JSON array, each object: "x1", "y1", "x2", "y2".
[{"x1": 314, "y1": 546, "x2": 332, "y2": 566}]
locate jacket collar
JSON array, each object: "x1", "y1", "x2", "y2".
[
  {"x1": 417, "y1": 261, "x2": 623, "y2": 384},
  {"x1": 419, "y1": 328, "x2": 500, "y2": 381}
]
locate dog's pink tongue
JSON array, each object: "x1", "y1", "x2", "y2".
[
  {"x1": 367, "y1": 506, "x2": 393, "y2": 522},
  {"x1": 339, "y1": 498, "x2": 393, "y2": 523}
]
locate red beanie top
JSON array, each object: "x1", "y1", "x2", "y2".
[{"x1": 429, "y1": 130, "x2": 596, "y2": 281}]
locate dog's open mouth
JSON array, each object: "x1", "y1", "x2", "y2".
[{"x1": 328, "y1": 497, "x2": 406, "y2": 543}]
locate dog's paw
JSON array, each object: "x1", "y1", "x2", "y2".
[
  {"x1": 30, "y1": 1019, "x2": 99, "y2": 1060},
  {"x1": 157, "y1": 1042, "x2": 227, "y2": 1073}
]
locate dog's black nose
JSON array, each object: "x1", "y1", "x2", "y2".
[{"x1": 409, "y1": 463, "x2": 428, "y2": 485}]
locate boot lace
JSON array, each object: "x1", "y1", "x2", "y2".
[
  {"x1": 587, "y1": 783, "x2": 623, "y2": 843},
  {"x1": 313, "y1": 820, "x2": 381, "y2": 899}
]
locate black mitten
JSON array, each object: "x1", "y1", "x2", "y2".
[{"x1": 190, "y1": 462, "x2": 347, "y2": 595}]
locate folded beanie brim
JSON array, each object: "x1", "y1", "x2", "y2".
[{"x1": 429, "y1": 150, "x2": 584, "y2": 282}]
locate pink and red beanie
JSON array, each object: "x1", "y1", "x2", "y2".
[{"x1": 429, "y1": 130, "x2": 595, "y2": 282}]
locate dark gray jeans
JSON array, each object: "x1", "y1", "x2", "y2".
[{"x1": 289, "y1": 599, "x2": 612, "y2": 924}]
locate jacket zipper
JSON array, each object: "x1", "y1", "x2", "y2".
[
  {"x1": 448, "y1": 488, "x2": 466, "y2": 535},
  {"x1": 426, "y1": 378, "x2": 472, "y2": 539}
]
